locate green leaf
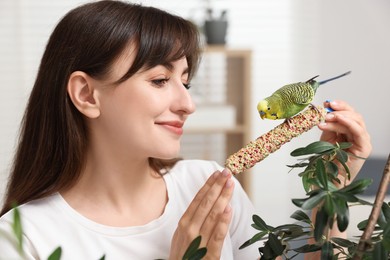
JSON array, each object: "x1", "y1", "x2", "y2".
[
  {"x1": 182, "y1": 236, "x2": 207, "y2": 260},
  {"x1": 347, "y1": 151, "x2": 367, "y2": 160},
  {"x1": 287, "y1": 162, "x2": 310, "y2": 168},
  {"x1": 302, "y1": 172, "x2": 313, "y2": 193},
  {"x1": 336, "y1": 149, "x2": 349, "y2": 164},
  {"x1": 337, "y1": 142, "x2": 353, "y2": 150},
  {"x1": 328, "y1": 175, "x2": 341, "y2": 187},
  {"x1": 372, "y1": 240, "x2": 388, "y2": 260},
  {"x1": 381, "y1": 227, "x2": 390, "y2": 251},
  {"x1": 301, "y1": 191, "x2": 327, "y2": 210},
  {"x1": 292, "y1": 189, "x2": 321, "y2": 208},
  {"x1": 382, "y1": 202, "x2": 390, "y2": 222},
  {"x1": 273, "y1": 224, "x2": 306, "y2": 240},
  {"x1": 272, "y1": 223, "x2": 304, "y2": 232},
  {"x1": 338, "y1": 178, "x2": 371, "y2": 194},
  {"x1": 335, "y1": 201, "x2": 349, "y2": 232},
  {"x1": 290, "y1": 147, "x2": 306, "y2": 156},
  {"x1": 292, "y1": 197, "x2": 308, "y2": 208},
  {"x1": 325, "y1": 161, "x2": 339, "y2": 178},
  {"x1": 357, "y1": 219, "x2": 368, "y2": 231},
  {"x1": 259, "y1": 242, "x2": 277, "y2": 260},
  {"x1": 98, "y1": 255, "x2": 105, "y2": 260},
  {"x1": 323, "y1": 195, "x2": 335, "y2": 217},
  {"x1": 316, "y1": 159, "x2": 328, "y2": 190},
  {"x1": 239, "y1": 231, "x2": 269, "y2": 249},
  {"x1": 290, "y1": 210, "x2": 312, "y2": 225},
  {"x1": 47, "y1": 247, "x2": 62, "y2": 260},
  {"x1": 290, "y1": 141, "x2": 335, "y2": 157},
  {"x1": 252, "y1": 214, "x2": 271, "y2": 231},
  {"x1": 356, "y1": 198, "x2": 374, "y2": 206},
  {"x1": 333, "y1": 191, "x2": 359, "y2": 203},
  {"x1": 321, "y1": 241, "x2": 334, "y2": 260},
  {"x1": 12, "y1": 206, "x2": 23, "y2": 253},
  {"x1": 331, "y1": 237, "x2": 356, "y2": 248},
  {"x1": 335, "y1": 154, "x2": 351, "y2": 180},
  {"x1": 188, "y1": 248, "x2": 207, "y2": 260},
  {"x1": 268, "y1": 233, "x2": 284, "y2": 255},
  {"x1": 377, "y1": 205, "x2": 388, "y2": 229},
  {"x1": 314, "y1": 208, "x2": 328, "y2": 241},
  {"x1": 182, "y1": 235, "x2": 201, "y2": 259},
  {"x1": 338, "y1": 179, "x2": 372, "y2": 195},
  {"x1": 292, "y1": 244, "x2": 322, "y2": 253}
]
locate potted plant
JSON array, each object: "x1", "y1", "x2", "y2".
[
  {"x1": 239, "y1": 141, "x2": 390, "y2": 259},
  {"x1": 203, "y1": 8, "x2": 228, "y2": 45}
]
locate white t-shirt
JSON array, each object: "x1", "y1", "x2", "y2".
[{"x1": 0, "y1": 160, "x2": 259, "y2": 259}]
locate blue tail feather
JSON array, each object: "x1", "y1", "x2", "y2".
[{"x1": 319, "y1": 71, "x2": 351, "y2": 85}]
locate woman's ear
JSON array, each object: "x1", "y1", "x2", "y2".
[{"x1": 67, "y1": 71, "x2": 100, "y2": 118}]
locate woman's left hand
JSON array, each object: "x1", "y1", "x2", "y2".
[{"x1": 318, "y1": 100, "x2": 372, "y2": 183}]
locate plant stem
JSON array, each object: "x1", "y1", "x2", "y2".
[{"x1": 352, "y1": 153, "x2": 390, "y2": 260}]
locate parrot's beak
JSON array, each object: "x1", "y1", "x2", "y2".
[{"x1": 259, "y1": 110, "x2": 266, "y2": 119}]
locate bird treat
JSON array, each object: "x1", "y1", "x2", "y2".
[{"x1": 225, "y1": 105, "x2": 327, "y2": 175}]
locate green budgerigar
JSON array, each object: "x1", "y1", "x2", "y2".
[{"x1": 257, "y1": 71, "x2": 351, "y2": 121}]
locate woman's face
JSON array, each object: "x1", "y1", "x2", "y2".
[{"x1": 92, "y1": 49, "x2": 195, "y2": 160}]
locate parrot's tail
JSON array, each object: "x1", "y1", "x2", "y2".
[{"x1": 319, "y1": 71, "x2": 351, "y2": 85}]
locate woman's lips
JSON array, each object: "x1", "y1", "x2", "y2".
[{"x1": 156, "y1": 121, "x2": 184, "y2": 135}]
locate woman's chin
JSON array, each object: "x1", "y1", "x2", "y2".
[{"x1": 155, "y1": 148, "x2": 181, "y2": 160}]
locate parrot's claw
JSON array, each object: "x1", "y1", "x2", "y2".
[
  {"x1": 284, "y1": 118, "x2": 295, "y2": 129},
  {"x1": 310, "y1": 103, "x2": 321, "y2": 114}
]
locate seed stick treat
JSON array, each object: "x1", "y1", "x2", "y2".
[{"x1": 225, "y1": 105, "x2": 327, "y2": 175}]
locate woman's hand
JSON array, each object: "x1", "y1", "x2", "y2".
[
  {"x1": 318, "y1": 100, "x2": 372, "y2": 183},
  {"x1": 169, "y1": 169, "x2": 234, "y2": 260}
]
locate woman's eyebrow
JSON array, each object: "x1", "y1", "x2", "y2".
[
  {"x1": 182, "y1": 67, "x2": 189, "y2": 75},
  {"x1": 161, "y1": 62, "x2": 174, "y2": 71},
  {"x1": 160, "y1": 62, "x2": 189, "y2": 75}
]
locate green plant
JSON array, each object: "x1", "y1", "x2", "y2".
[
  {"x1": 182, "y1": 235, "x2": 207, "y2": 260},
  {"x1": 240, "y1": 141, "x2": 390, "y2": 259}
]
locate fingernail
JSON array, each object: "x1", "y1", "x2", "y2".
[
  {"x1": 325, "y1": 107, "x2": 334, "y2": 113},
  {"x1": 324, "y1": 100, "x2": 334, "y2": 112},
  {"x1": 224, "y1": 204, "x2": 232, "y2": 214},
  {"x1": 326, "y1": 113, "x2": 335, "y2": 119},
  {"x1": 225, "y1": 179, "x2": 234, "y2": 188},
  {"x1": 222, "y1": 168, "x2": 231, "y2": 177}
]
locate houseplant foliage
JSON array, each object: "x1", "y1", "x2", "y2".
[{"x1": 239, "y1": 141, "x2": 390, "y2": 259}]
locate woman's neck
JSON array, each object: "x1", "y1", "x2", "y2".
[{"x1": 61, "y1": 152, "x2": 168, "y2": 226}]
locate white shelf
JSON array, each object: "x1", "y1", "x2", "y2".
[{"x1": 180, "y1": 46, "x2": 252, "y2": 193}]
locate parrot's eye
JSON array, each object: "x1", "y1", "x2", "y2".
[{"x1": 267, "y1": 107, "x2": 270, "y2": 110}]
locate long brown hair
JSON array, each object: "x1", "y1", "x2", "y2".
[{"x1": 1, "y1": 0, "x2": 201, "y2": 216}]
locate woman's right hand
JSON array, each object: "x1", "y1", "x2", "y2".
[{"x1": 169, "y1": 169, "x2": 234, "y2": 260}]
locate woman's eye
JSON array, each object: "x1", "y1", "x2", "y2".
[
  {"x1": 151, "y1": 78, "x2": 169, "y2": 87},
  {"x1": 183, "y1": 83, "x2": 191, "y2": 90}
]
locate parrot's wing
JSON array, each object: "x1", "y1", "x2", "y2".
[{"x1": 288, "y1": 83, "x2": 314, "y2": 105}]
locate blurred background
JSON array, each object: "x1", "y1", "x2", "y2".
[{"x1": 1, "y1": 0, "x2": 389, "y2": 243}]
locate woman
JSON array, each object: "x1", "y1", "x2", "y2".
[{"x1": 0, "y1": 1, "x2": 371, "y2": 259}]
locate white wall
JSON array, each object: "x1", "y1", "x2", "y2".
[{"x1": 1, "y1": 0, "x2": 389, "y2": 230}]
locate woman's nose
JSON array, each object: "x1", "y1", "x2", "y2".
[{"x1": 172, "y1": 81, "x2": 196, "y2": 115}]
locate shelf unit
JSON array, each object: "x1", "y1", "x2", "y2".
[{"x1": 181, "y1": 46, "x2": 253, "y2": 194}]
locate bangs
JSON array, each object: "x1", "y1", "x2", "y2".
[{"x1": 117, "y1": 6, "x2": 202, "y2": 83}]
